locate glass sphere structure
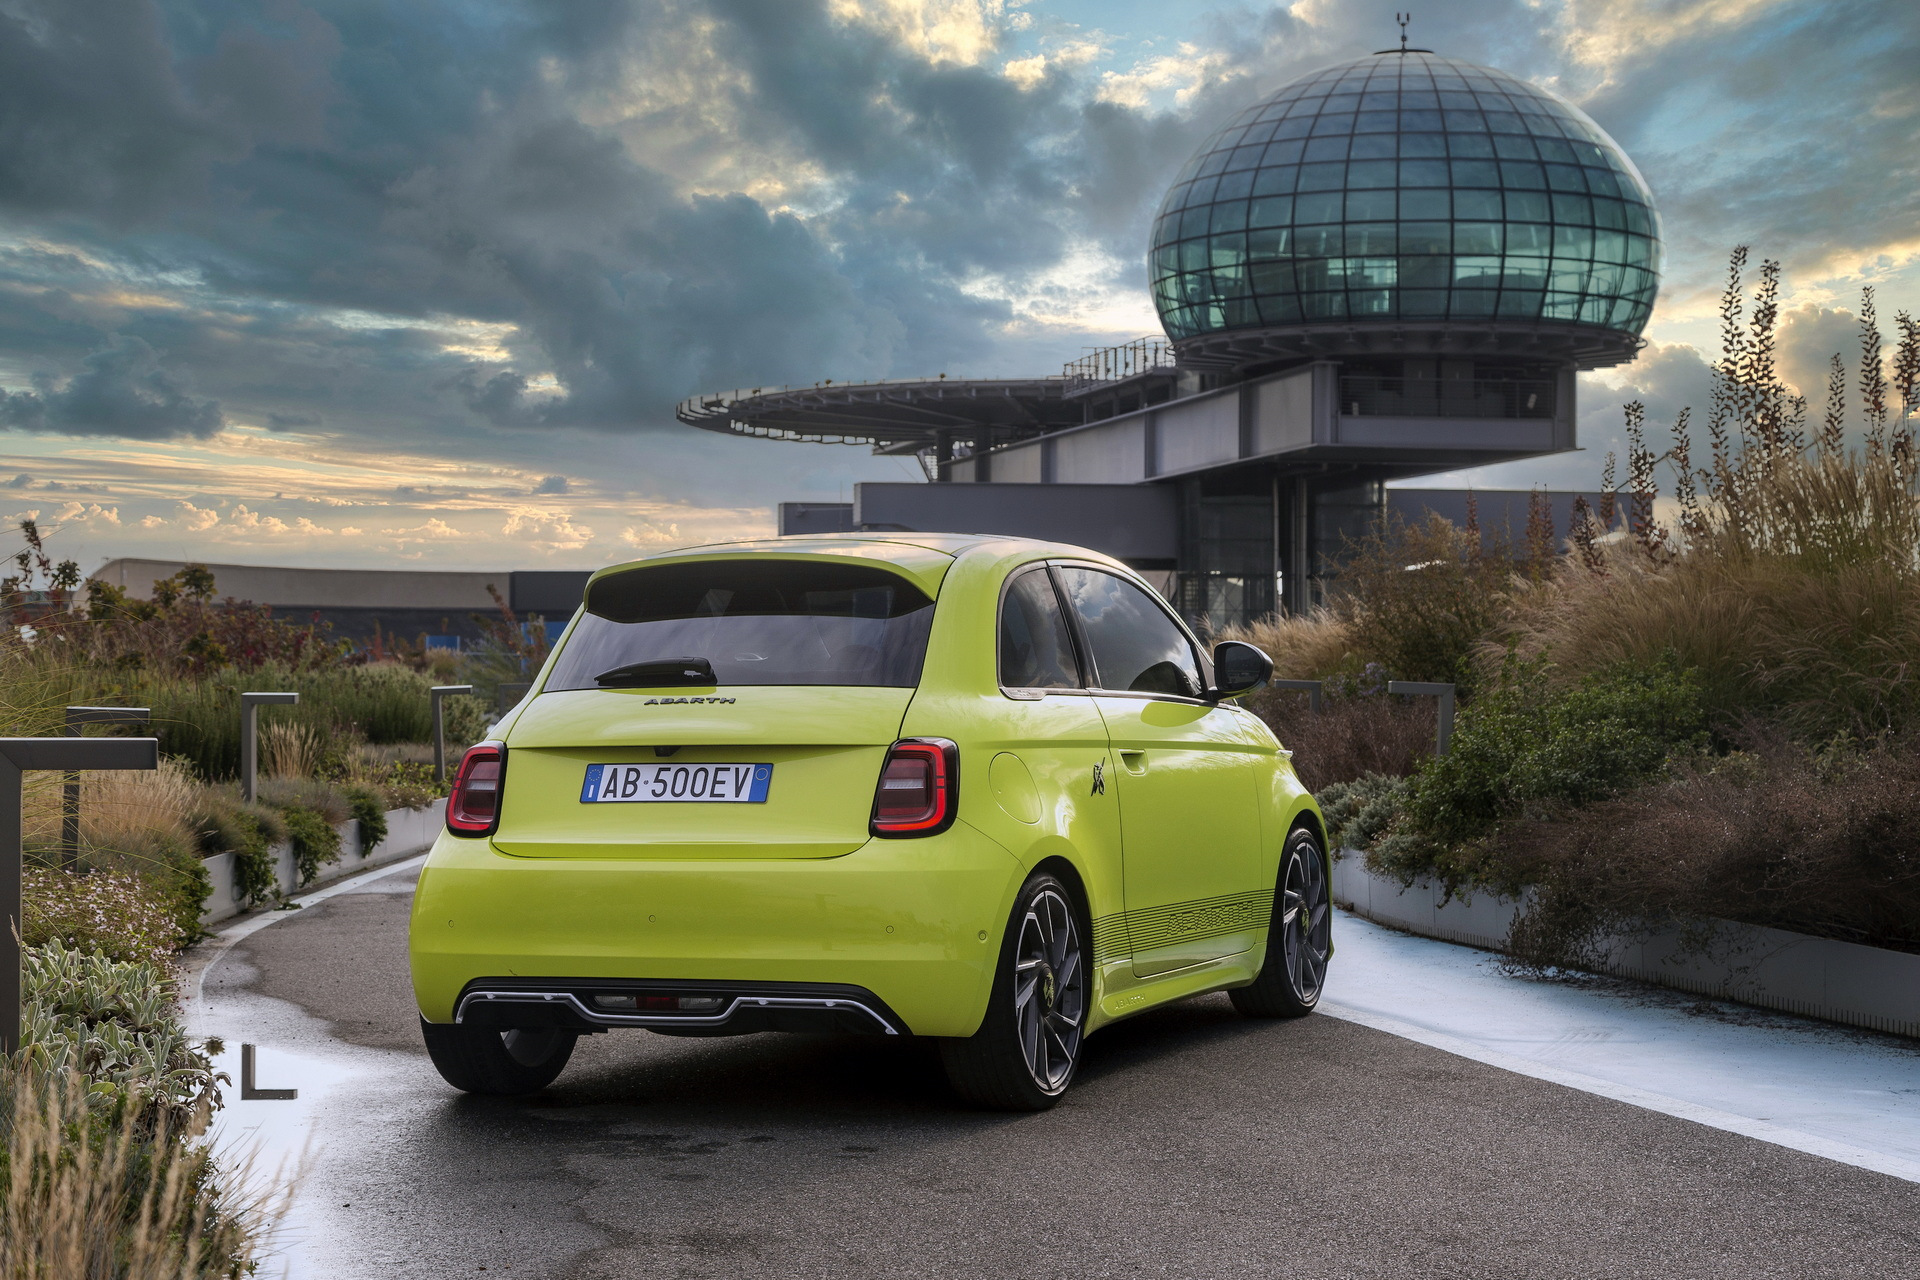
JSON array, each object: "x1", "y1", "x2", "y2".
[{"x1": 1150, "y1": 51, "x2": 1660, "y2": 368}]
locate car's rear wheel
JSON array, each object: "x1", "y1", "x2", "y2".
[
  {"x1": 1230, "y1": 827, "x2": 1331, "y2": 1018},
  {"x1": 940, "y1": 872, "x2": 1087, "y2": 1111},
  {"x1": 419, "y1": 1018, "x2": 578, "y2": 1095}
]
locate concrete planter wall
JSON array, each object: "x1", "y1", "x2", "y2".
[
  {"x1": 199, "y1": 798, "x2": 445, "y2": 926},
  {"x1": 1332, "y1": 851, "x2": 1920, "y2": 1041}
]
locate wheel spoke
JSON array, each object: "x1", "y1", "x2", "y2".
[{"x1": 1013, "y1": 972, "x2": 1037, "y2": 1011}]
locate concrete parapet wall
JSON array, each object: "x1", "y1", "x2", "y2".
[
  {"x1": 200, "y1": 799, "x2": 445, "y2": 925},
  {"x1": 1331, "y1": 852, "x2": 1920, "y2": 1041}
]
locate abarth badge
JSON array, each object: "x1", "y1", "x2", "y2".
[{"x1": 1091, "y1": 762, "x2": 1106, "y2": 795}]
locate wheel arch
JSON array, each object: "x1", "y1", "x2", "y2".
[{"x1": 1029, "y1": 853, "x2": 1094, "y2": 926}]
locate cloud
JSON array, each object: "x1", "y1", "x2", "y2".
[
  {"x1": 533, "y1": 475, "x2": 570, "y2": 495},
  {"x1": 380, "y1": 518, "x2": 459, "y2": 542},
  {"x1": 5, "y1": 473, "x2": 29, "y2": 488},
  {"x1": 53, "y1": 500, "x2": 119, "y2": 527},
  {"x1": 177, "y1": 500, "x2": 220, "y2": 532},
  {"x1": 0, "y1": 336, "x2": 223, "y2": 439},
  {"x1": 502, "y1": 508, "x2": 594, "y2": 551}
]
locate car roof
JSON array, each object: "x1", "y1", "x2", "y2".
[{"x1": 584, "y1": 531, "x2": 1125, "y2": 600}]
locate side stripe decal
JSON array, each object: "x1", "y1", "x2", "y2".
[{"x1": 1090, "y1": 888, "x2": 1274, "y2": 964}]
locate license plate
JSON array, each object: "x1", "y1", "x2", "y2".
[{"x1": 580, "y1": 762, "x2": 772, "y2": 804}]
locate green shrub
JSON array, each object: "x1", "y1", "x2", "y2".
[
  {"x1": 1316, "y1": 774, "x2": 1412, "y2": 854},
  {"x1": 187, "y1": 792, "x2": 286, "y2": 906},
  {"x1": 1368, "y1": 653, "x2": 1708, "y2": 893},
  {"x1": 11, "y1": 941, "x2": 222, "y2": 1131},
  {"x1": 342, "y1": 784, "x2": 389, "y2": 851},
  {"x1": 278, "y1": 805, "x2": 340, "y2": 887},
  {"x1": 21, "y1": 868, "x2": 184, "y2": 969},
  {"x1": 442, "y1": 692, "x2": 490, "y2": 755}
]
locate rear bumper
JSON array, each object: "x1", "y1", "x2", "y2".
[
  {"x1": 408, "y1": 820, "x2": 1023, "y2": 1038},
  {"x1": 455, "y1": 977, "x2": 905, "y2": 1037}
]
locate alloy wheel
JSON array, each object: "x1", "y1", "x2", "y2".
[
  {"x1": 1280, "y1": 844, "x2": 1331, "y2": 1003},
  {"x1": 1012, "y1": 887, "x2": 1085, "y2": 1093}
]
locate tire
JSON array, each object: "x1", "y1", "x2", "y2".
[
  {"x1": 419, "y1": 1017, "x2": 578, "y2": 1095},
  {"x1": 1230, "y1": 827, "x2": 1331, "y2": 1018},
  {"x1": 940, "y1": 873, "x2": 1088, "y2": 1111}
]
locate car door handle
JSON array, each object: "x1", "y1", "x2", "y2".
[{"x1": 1118, "y1": 749, "x2": 1147, "y2": 774}]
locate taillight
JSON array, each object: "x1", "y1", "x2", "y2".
[
  {"x1": 446, "y1": 741, "x2": 506, "y2": 838},
  {"x1": 870, "y1": 738, "x2": 958, "y2": 838}
]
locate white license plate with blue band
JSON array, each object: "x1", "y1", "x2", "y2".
[{"x1": 580, "y1": 762, "x2": 772, "y2": 804}]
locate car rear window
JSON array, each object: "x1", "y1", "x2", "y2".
[{"x1": 544, "y1": 558, "x2": 936, "y2": 690}]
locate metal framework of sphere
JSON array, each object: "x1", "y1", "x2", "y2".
[{"x1": 1149, "y1": 51, "x2": 1661, "y2": 369}]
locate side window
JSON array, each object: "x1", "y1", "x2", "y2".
[
  {"x1": 1054, "y1": 566, "x2": 1203, "y2": 699},
  {"x1": 998, "y1": 568, "x2": 1081, "y2": 690}
]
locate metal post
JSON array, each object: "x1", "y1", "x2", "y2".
[
  {"x1": 1269, "y1": 679, "x2": 1323, "y2": 714},
  {"x1": 240, "y1": 692, "x2": 299, "y2": 802},
  {"x1": 61, "y1": 705, "x2": 150, "y2": 868},
  {"x1": 1387, "y1": 680, "x2": 1457, "y2": 755},
  {"x1": 1, "y1": 736, "x2": 159, "y2": 1053},
  {"x1": 496, "y1": 682, "x2": 531, "y2": 716},
  {"x1": 430, "y1": 685, "x2": 474, "y2": 784}
]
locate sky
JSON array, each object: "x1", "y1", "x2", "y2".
[{"x1": 2, "y1": 0, "x2": 1916, "y2": 574}]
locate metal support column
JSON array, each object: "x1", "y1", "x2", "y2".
[
  {"x1": 1284, "y1": 475, "x2": 1311, "y2": 615},
  {"x1": 60, "y1": 705, "x2": 150, "y2": 868},
  {"x1": 240, "y1": 691, "x2": 299, "y2": 802},
  {"x1": 2, "y1": 736, "x2": 159, "y2": 1052}
]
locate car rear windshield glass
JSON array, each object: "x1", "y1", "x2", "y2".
[{"x1": 545, "y1": 559, "x2": 937, "y2": 690}]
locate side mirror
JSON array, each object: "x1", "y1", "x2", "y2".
[{"x1": 1210, "y1": 640, "x2": 1273, "y2": 700}]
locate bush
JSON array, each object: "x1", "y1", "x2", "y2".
[
  {"x1": 83, "y1": 829, "x2": 212, "y2": 944},
  {"x1": 1316, "y1": 773, "x2": 1412, "y2": 855},
  {"x1": 22, "y1": 868, "x2": 184, "y2": 969},
  {"x1": 10, "y1": 940, "x2": 218, "y2": 1131},
  {"x1": 1332, "y1": 513, "x2": 1514, "y2": 697},
  {"x1": 278, "y1": 806, "x2": 340, "y2": 887},
  {"x1": 1365, "y1": 654, "x2": 1708, "y2": 892},
  {"x1": 342, "y1": 784, "x2": 389, "y2": 851},
  {"x1": 187, "y1": 792, "x2": 286, "y2": 906},
  {"x1": 1492, "y1": 733, "x2": 1920, "y2": 967},
  {"x1": 3, "y1": 943, "x2": 272, "y2": 1277},
  {"x1": 1247, "y1": 689, "x2": 1438, "y2": 790}
]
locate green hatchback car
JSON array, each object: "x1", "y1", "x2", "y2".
[{"x1": 409, "y1": 534, "x2": 1330, "y2": 1109}]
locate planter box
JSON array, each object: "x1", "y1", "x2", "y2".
[
  {"x1": 1332, "y1": 851, "x2": 1920, "y2": 1040},
  {"x1": 199, "y1": 799, "x2": 446, "y2": 926}
]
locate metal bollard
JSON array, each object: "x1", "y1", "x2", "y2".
[
  {"x1": 1387, "y1": 680, "x2": 1456, "y2": 755},
  {"x1": 430, "y1": 686, "x2": 474, "y2": 784},
  {"x1": 1269, "y1": 679, "x2": 1324, "y2": 713},
  {"x1": 2, "y1": 736, "x2": 159, "y2": 1053},
  {"x1": 61, "y1": 705, "x2": 150, "y2": 869},
  {"x1": 240, "y1": 692, "x2": 299, "y2": 802}
]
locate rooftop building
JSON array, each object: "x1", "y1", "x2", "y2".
[{"x1": 679, "y1": 42, "x2": 1660, "y2": 630}]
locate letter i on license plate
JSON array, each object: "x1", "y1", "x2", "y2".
[{"x1": 580, "y1": 762, "x2": 773, "y2": 804}]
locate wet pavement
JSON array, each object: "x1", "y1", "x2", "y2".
[{"x1": 189, "y1": 860, "x2": 1920, "y2": 1279}]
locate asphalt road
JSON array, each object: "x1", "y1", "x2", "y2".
[{"x1": 203, "y1": 864, "x2": 1920, "y2": 1280}]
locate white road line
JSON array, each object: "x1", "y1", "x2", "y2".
[
  {"x1": 187, "y1": 853, "x2": 430, "y2": 1010},
  {"x1": 1319, "y1": 998, "x2": 1920, "y2": 1185}
]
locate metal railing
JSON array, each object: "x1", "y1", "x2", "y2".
[
  {"x1": 1338, "y1": 376, "x2": 1557, "y2": 420},
  {"x1": 1063, "y1": 337, "x2": 1177, "y2": 389}
]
